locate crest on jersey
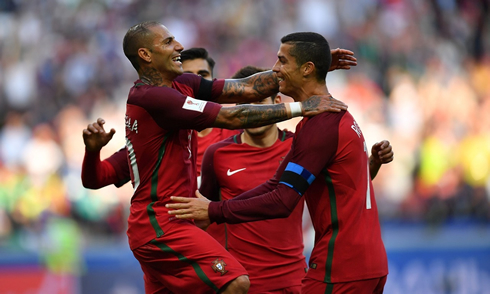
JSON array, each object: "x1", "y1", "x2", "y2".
[{"x1": 212, "y1": 259, "x2": 228, "y2": 275}]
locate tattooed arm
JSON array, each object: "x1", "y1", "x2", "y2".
[
  {"x1": 213, "y1": 95, "x2": 347, "y2": 129},
  {"x1": 215, "y1": 70, "x2": 279, "y2": 104}
]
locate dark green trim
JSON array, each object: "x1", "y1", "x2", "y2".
[
  {"x1": 218, "y1": 189, "x2": 228, "y2": 251},
  {"x1": 150, "y1": 239, "x2": 220, "y2": 293},
  {"x1": 233, "y1": 134, "x2": 239, "y2": 144},
  {"x1": 147, "y1": 132, "x2": 172, "y2": 238},
  {"x1": 323, "y1": 169, "x2": 339, "y2": 283},
  {"x1": 135, "y1": 82, "x2": 146, "y2": 87},
  {"x1": 280, "y1": 130, "x2": 286, "y2": 141},
  {"x1": 325, "y1": 282, "x2": 334, "y2": 294}
]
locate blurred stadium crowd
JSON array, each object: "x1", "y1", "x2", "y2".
[{"x1": 0, "y1": 0, "x2": 489, "y2": 256}]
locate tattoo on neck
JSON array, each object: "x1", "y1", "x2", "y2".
[{"x1": 140, "y1": 68, "x2": 164, "y2": 86}]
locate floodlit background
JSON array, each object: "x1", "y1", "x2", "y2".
[{"x1": 0, "y1": 0, "x2": 489, "y2": 293}]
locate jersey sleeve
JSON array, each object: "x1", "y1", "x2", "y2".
[
  {"x1": 81, "y1": 147, "x2": 130, "y2": 189},
  {"x1": 208, "y1": 112, "x2": 343, "y2": 224},
  {"x1": 135, "y1": 86, "x2": 222, "y2": 131},
  {"x1": 199, "y1": 143, "x2": 221, "y2": 201},
  {"x1": 105, "y1": 147, "x2": 131, "y2": 187},
  {"x1": 174, "y1": 74, "x2": 225, "y2": 102}
]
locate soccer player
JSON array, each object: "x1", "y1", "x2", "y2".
[
  {"x1": 200, "y1": 66, "x2": 394, "y2": 293},
  {"x1": 201, "y1": 65, "x2": 306, "y2": 293},
  {"x1": 168, "y1": 32, "x2": 391, "y2": 294},
  {"x1": 117, "y1": 21, "x2": 352, "y2": 294},
  {"x1": 81, "y1": 47, "x2": 239, "y2": 189}
]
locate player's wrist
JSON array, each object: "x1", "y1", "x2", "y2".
[
  {"x1": 85, "y1": 145, "x2": 102, "y2": 153},
  {"x1": 285, "y1": 102, "x2": 303, "y2": 118}
]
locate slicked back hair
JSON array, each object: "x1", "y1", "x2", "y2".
[
  {"x1": 280, "y1": 32, "x2": 331, "y2": 81},
  {"x1": 123, "y1": 21, "x2": 162, "y2": 71},
  {"x1": 181, "y1": 47, "x2": 216, "y2": 75},
  {"x1": 232, "y1": 65, "x2": 277, "y2": 101}
]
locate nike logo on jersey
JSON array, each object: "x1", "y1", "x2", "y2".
[{"x1": 227, "y1": 168, "x2": 246, "y2": 176}]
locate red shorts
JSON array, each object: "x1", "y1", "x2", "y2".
[
  {"x1": 132, "y1": 220, "x2": 248, "y2": 294},
  {"x1": 254, "y1": 285, "x2": 302, "y2": 294},
  {"x1": 302, "y1": 275, "x2": 387, "y2": 294}
]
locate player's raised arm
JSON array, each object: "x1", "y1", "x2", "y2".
[
  {"x1": 212, "y1": 95, "x2": 347, "y2": 130},
  {"x1": 215, "y1": 70, "x2": 278, "y2": 104}
]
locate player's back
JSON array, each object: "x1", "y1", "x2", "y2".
[{"x1": 300, "y1": 111, "x2": 388, "y2": 283}]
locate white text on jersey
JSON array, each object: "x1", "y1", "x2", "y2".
[{"x1": 125, "y1": 115, "x2": 138, "y2": 133}]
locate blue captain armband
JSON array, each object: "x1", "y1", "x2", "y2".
[{"x1": 279, "y1": 162, "x2": 315, "y2": 196}]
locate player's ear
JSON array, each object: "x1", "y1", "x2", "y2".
[
  {"x1": 274, "y1": 95, "x2": 282, "y2": 104},
  {"x1": 302, "y1": 62, "x2": 315, "y2": 77},
  {"x1": 138, "y1": 48, "x2": 152, "y2": 63}
]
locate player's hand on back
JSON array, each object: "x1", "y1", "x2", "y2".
[
  {"x1": 82, "y1": 118, "x2": 116, "y2": 152},
  {"x1": 329, "y1": 48, "x2": 357, "y2": 71},
  {"x1": 301, "y1": 95, "x2": 348, "y2": 117}
]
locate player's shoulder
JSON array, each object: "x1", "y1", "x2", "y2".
[
  {"x1": 309, "y1": 109, "x2": 348, "y2": 124},
  {"x1": 132, "y1": 82, "x2": 181, "y2": 98},
  {"x1": 204, "y1": 134, "x2": 239, "y2": 155},
  {"x1": 174, "y1": 73, "x2": 201, "y2": 84}
]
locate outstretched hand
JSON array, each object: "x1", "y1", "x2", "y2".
[
  {"x1": 301, "y1": 95, "x2": 348, "y2": 117},
  {"x1": 167, "y1": 190, "x2": 211, "y2": 223},
  {"x1": 82, "y1": 118, "x2": 116, "y2": 152},
  {"x1": 329, "y1": 48, "x2": 357, "y2": 71}
]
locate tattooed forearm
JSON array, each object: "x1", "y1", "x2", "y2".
[
  {"x1": 219, "y1": 70, "x2": 279, "y2": 103},
  {"x1": 213, "y1": 103, "x2": 289, "y2": 129},
  {"x1": 139, "y1": 67, "x2": 166, "y2": 86}
]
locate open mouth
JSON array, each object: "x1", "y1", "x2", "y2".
[{"x1": 172, "y1": 55, "x2": 182, "y2": 65}]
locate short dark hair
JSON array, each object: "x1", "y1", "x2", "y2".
[
  {"x1": 231, "y1": 65, "x2": 268, "y2": 79},
  {"x1": 123, "y1": 21, "x2": 161, "y2": 71},
  {"x1": 181, "y1": 47, "x2": 216, "y2": 74},
  {"x1": 232, "y1": 66, "x2": 277, "y2": 101},
  {"x1": 280, "y1": 32, "x2": 331, "y2": 81}
]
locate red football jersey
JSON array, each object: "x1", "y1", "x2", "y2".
[
  {"x1": 125, "y1": 74, "x2": 223, "y2": 250},
  {"x1": 200, "y1": 130, "x2": 307, "y2": 293},
  {"x1": 82, "y1": 147, "x2": 130, "y2": 189},
  {"x1": 196, "y1": 128, "x2": 240, "y2": 177},
  {"x1": 209, "y1": 111, "x2": 388, "y2": 283}
]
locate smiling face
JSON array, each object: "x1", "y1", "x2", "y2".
[
  {"x1": 272, "y1": 43, "x2": 303, "y2": 97},
  {"x1": 146, "y1": 24, "x2": 185, "y2": 80}
]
